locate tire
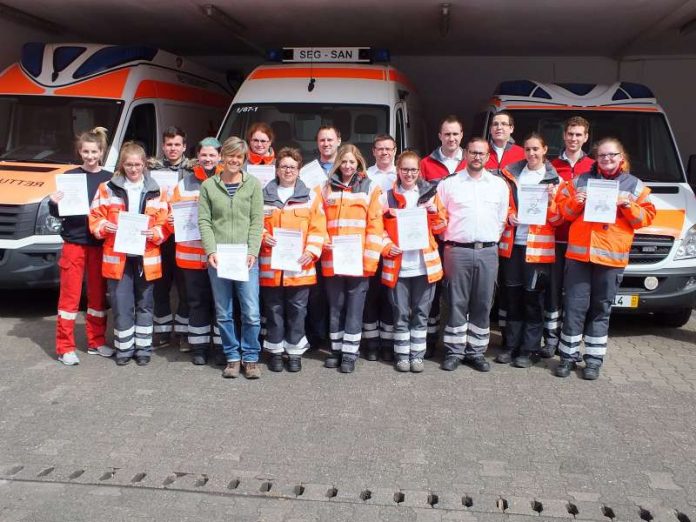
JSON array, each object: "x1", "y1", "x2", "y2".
[{"x1": 655, "y1": 308, "x2": 692, "y2": 328}]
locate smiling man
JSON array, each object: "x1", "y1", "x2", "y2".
[{"x1": 486, "y1": 111, "x2": 525, "y2": 176}]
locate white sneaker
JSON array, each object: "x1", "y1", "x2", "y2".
[
  {"x1": 88, "y1": 345, "x2": 115, "y2": 358},
  {"x1": 59, "y1": 351, "x2": 80, "y2": 366},
  {"x1": 395, "y1": 359, "x2": 410, "y2": 372}
]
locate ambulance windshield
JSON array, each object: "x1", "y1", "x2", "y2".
[
  {"x1": 505, "y1": 110, "x2": 683, "y2": 183},
  {"x1": 220, "y1": 103, "x2": 390, "y2": 164},
  {"x1": 0, "y1": 96, "x2": 122, "y2": 163}
]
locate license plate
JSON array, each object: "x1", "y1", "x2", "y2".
[{"x1": 612, "y1": 294, "x2": 638, "y2": 308}]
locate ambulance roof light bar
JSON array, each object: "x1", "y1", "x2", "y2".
[{"x1": 266, "y1": 47, "x2": 390, "y2": 64}]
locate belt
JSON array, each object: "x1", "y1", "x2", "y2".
[{"x1": 445, "y1": 241, "x2": 497, "y2": 249}]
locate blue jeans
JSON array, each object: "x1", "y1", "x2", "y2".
[{"x1": 208, "y1": 263, "x2": 261, "y2": 363}]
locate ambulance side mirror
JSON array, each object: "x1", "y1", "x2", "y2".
[{"x1": 687, "y1": 154, "x2": 696, "y2": 189}]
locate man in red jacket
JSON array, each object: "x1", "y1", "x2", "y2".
[
  {"x1": 421, "y1": 115, "x2": 467, "y2": 185},
  {"x1": 485, "y1": 111, "x2": 525, "y2": 176}
]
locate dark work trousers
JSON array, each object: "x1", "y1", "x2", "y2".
[
  {"x1": 182, "y1": 267, "x2": 222, "y2": 358},
  {"x1": 325, "y1": 275, "x2": 369, "y2": 361},
  {"x1": 501, "y1": 245, "x2": 552, "y2": 355},
  {"x1": 362, "y1": 262, "x2": 393, "y2": 354},
  {"x1": 543, "y1": 242, "x2": 567, "y2": 350},
  {"x1": 442, "y1": 244, "x2": 498, "y2": 359},
  {"x1": 108, "y1": 256, "x2": 154, "y2": 359},
  {"x1": 426, "y1": 239, "x2": 445, "y2": 350},
  {"x1": 387, "y1": 274, "x2": 436, "y2": 361},
  {"x1": 559, "y1": 259, "x2": 623, "y2": 368},
  {"x1": 262, "y1": 285, "x2": 310, "y2": 356},
  {"x1": 153, "y1": 237, "x2": 189, "y2": 339},
  {"x1": 305, "y1": 269, "x2": 329, "y2": 348}
]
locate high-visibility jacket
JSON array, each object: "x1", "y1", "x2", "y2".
[
  {"x1": 420, "y1": 147, "x2": 467, "y2": 184},
  {"x1": 379, "y1": 179, "x2": 446, "y2": 288},
  {"x1": 558, "y1": 164, "x2": 656, "y2": 268},
  {"x1": 551, "y1": 152, "x2": 596, "y2": 242},
  {"x1": 259, "y1": 179, "x2": 327, "y2": 287},
  {"x1": 89, "y1": 174, "x2": 169, "y2": 281},
  {"x1": 321, "y1": 171, "x2": 383, "y2": 277},
  {"x1": 246, "y1": 148, "x2": 275, "y2": 166},
  {"x1": 166, "y1": 165, "x2": 223, "y2": 270},
  {"x1": 499, "y1": 160, "x2": 563, "y2": 263},
  {"x1": 486, "y1": 140, "x2": 525, "y2": 176}
]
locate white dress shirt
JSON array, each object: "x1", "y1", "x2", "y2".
[
  {"x1": 366, "y1": 163, "x2": 397, "y2": 193},
  {"x1": 437, "y1": 168, "x2": 509, "y2": 243},
  {"x1": 440, "y1": 147, "x2": 463, "y2": 175}
]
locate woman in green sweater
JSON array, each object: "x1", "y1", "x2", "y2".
[{"x1": 198, "y1": 136, "x2": 264, "y2": 379}]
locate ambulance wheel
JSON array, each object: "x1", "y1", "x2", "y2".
[{"x1": 655, "y1": 308, "x2": 692, "y2": 328}]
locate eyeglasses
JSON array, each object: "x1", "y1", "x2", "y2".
[
  {"x1": 278, "y1": 165, "x2": 298, "y2": 171},
  {"x1": 399, "y1": 168, "x2": 419, "y2": 174},
  {"x1": 251, "y1": 138, "x2": 270, "y2": 144},
  {"x1": 375, "y1": 147, "x2": 395, "y2": 153},
  {"x1": 597, "y1": 152, "x2": 621, "y2": 160},
  {"x1": 490, "y1": 122, "x2": 511, "y2": 128},
  {"x1": 467, "y1": 151, "x2": 489, "y2": 158}
]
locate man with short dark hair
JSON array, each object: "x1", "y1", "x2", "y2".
[
  {"x1": 420, "y1": 116, "x2": 467, "y2": 184},
  {"x1": 486, "y1": 111, "x2": 525, "y2": 176}
]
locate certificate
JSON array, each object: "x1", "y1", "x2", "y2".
[
  {"x1": 150, "y1": 170, "x2": 178, "y2": 197},
  {"x1": 113, "y1": 212, "x2": 148, "y2": 256},
  {"x1": 517, "y1": 184, "x2": 548, "y2": 225},
  {"x1": 585, "y1": 179, "x2": 619, "y2": 224},
  {"x1": 216, "y1": 243, "x2": 249, "y2": 281},
  {"x1": 270, "y1": 228, "x2": 303, "y2": 272},
  {"x1": 247, "y1": 165, "x2": 276, "y2": 188},
  {"x1": 299, "y1": 160, "x2": 327, "y2": 189},
  {"x1": 171, "y1": 201, "x2": 201, "y2": 242},
  {"x1": 332, "y1": 234, "x2": 363, "y2": 276},
  {"x1": 55, "y1": 173, "x2": 90, "y2": 216},
  {"x1": 396, "y1": 207, "x2": 429, "y2": 251}
]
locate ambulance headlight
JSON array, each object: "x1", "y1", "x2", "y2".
[
  {"x1": 675, "y1": 225, "x2": 696, "y2": 260},
  {"x1": 35, "y1": 197, "x2": 62, "y2": 235}
]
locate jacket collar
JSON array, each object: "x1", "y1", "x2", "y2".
[
  {"x1": 263, "y1": 178, "x2": 311, "y2": 207},
  {"x1": 504, "y1": 159, "x2": 560, "y2": 183},
  {"x1": 430, "y1": 146, "x2": 463, "y2": 164},
  {"x1": 110, "y1": 173, "x2": 160, "y2": 193}
]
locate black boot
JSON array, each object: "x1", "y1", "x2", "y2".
[
  {"x1": 287, "y1": 355, "x2": 302, "y2": 372},
  {"x1": 324, "y1": 351, "x2": 341, "y2": 368},
  {"x1": 268, "y1": 354, "x2": 284, "y2": 372}
]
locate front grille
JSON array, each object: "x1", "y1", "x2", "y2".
[
  {"x1": 0, "y1": 203, "x2": 39, "y2": 240},
  {"x1": 628, "y1": 233, "x2": 674, "y2": 265}
]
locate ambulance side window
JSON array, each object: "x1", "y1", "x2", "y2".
[
  {"x1": 395, "y1": 108, "x2": 404, "y2": 154},
  {"x1": 124, "y1": 103, "x2": 157, "y2": 157}
]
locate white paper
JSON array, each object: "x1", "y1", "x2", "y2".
[
  {"x1": 216, "y1": 243, "x2": 249, "y2": 281},
  {"x1": 150, "y1": 170, "x2": 178, "y2": 197},
  {"x1": 331, "y1": 234, "x2": 363, "y2": 276},
  {"x1": 585, "y1": 179, "x2": 619, "y2": 224},
  {"x1": 247, "y1": 165, "x2": 276, "y2": 188},
  {"x1": 172, "y1": 201, "x2": 200, "y2": 242},
  {"x1": 270, "y1": 228, "x2": 303, "y2": 272},
  {"x1": 113, "y1": 212, "x2": 148, "y2": 256},
  {"x1": 396, "y1": 207, "x2": 429, "y2": 251},
  {"x1": 517, "y1": 184, "x2": 549, "y2": 225},
  {"x1": 299, "y1": 160, "x2": 328, "y2": 189},
  {"x1": 55, "y1": 173, "x2": 90, "y2": 216}
]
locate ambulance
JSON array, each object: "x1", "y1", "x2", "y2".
[
  {"x1": 0, "y1": 42, "x2": 233, "y2": 288},
  {"x1": 478, "y1": 80, "x2": 696, "y2": 327},
  {"x1": 217, "y1": 47, "x2": 426, "y2": 164}
]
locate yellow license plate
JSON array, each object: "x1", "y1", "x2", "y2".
[{"x1": 612, "y1": 294, "x2": 639, "y2": 308}]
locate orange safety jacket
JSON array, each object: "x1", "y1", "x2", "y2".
[
  {"x1": 321, "y1": 171, "x2": 383, "y2": 277},
  {"x1": 557, "y1": 164, "x2": 656, "y2": 268},
  {"x1": 499, "y1": 160, "x2": 563, "y2": 263},
  {"x1": 89, "y1": 174, "x2": 169, "y2": 281},
  {"x1": 379, "y1": 179, "x2": 446, "y2": 288},
  {"x1": 166, "y1": 165, "x2": 223, "y2": 270},
  {"x1": 259, "y1": 179, "x2": 327, "y2": 287}
]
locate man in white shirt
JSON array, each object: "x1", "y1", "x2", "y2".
[
  {"x1": 366, "y1": 134, "x2": 397, "y2": 193},
  {"x1": 437, "y1": 138, "x2": 510, "y2": 372}
]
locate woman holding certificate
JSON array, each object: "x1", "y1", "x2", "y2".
[
  {"x1": 497, "y1": 133, "x2": 563, "y2": 369},
  {"x1": 259, "y1": 148, "x2": 327, "y2": 372},
  {"x1": 380, "y1": 151, "x2": 446, "y2": 372},
  {"x1": 555, "y1": 138, "x2": 655, "y2": 380},
  {"x1": 321, "y1": 144, "x2": 383, "y2": 373},
  {"x1": 49, "y1": 127, "x2": 113, "y2": 365},
  {"x1": 198, "y1": 136, "x2": 264, "y2": 379},
  {"x1": 89, "y1": 142, "x2": 170, "y2": 366}
]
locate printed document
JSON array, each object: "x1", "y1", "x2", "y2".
[{"x1": 55, "y1": 173, "x2": 90, "y2": 216}]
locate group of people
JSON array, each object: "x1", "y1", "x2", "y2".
[{"x1": 51, "y1": 113, "x2": 655, "y2": 381}]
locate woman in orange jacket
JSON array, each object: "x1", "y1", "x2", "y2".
[
  {"x1": 89, "y1": 142, "x2": 169, "y2": 366},
  {"x1": 259, "y1": 147, "x2": 327, "y2": 372},
  {"x1": 555, "y1": 137, "x2": 655, "y2": 380},
  {"x1": 321, "y1": 144, "x2": 383, "y2": 373},
  {"x1": 246, "y1": 122, "x2": 276, "y2": 167},
  {"x1": 380, "y1": 151, "x2": 446, "y2": 372},
  {"x1": 496, "y1": 133, "x2": 563, "y2": 368}
]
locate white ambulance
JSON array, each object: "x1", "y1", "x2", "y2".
[
  {"x1": 0, "y1": 42, "x2": 233, "y2": 288},
  {"x1": 478, "y1": 80, "x2": 696, "y2": 327},
  {"x1": 217, "y1": 47, "x2": 426, "y2": 164}
]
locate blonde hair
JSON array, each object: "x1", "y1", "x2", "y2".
[
  {"x1": 76, "y1": 126, "x2": 108, "y2": 161},
  {"x1": 593, "y1": 137, "x2": 631, "y2": 172},
  {"x1": 220, "y1": 136, "x2": 248, "y2": 159},
  {"x1": 115, "y1": 141, "x2": 146, "y2": 177},
  {"x1": 329, "y1": 144, "x2": 367, "y2": 178}
]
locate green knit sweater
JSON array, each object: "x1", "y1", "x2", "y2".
[{"x1": 198, "y1": 172, "x2": 263, "y2": 257}]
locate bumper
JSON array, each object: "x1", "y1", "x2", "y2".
[
  {"x1": 616, "y1": 267, "x2": 696, "y2": 312},
  {"x1": 0, "y1": 244, "x2": 62, "y2": 289}
]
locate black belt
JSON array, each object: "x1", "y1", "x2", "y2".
[{"x1": 445, "y1": 241, "x2": 496, "y2": 249}]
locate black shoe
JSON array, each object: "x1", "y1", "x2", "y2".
[
  {"x1": 512, "y1": 355, "x2": 533, "y2": 368},
  {"x1": 539, "y1": 344, "x2": 556, "y2": 359},
  {"x1": 441, "y1": 356, "x2": 460, "y2": 371},
  {"x1": 324, "y1": 352, "x2": 341, "y2": 369},
  {"x1": 116, "y1": 357, "x2": 131, "y2": 366},
  {"x1": 340, "y1": 358, "x2": 356, "y2": 373},
  {"x1": 364, "y1": 347, "x2": 378, "y2": 361},
  {"x1": 192, "y1": 354, "x2": 207, "y2": 366},
  {"x1": 268, "y1": 354, "x2": 284, "y2": 372},
  {"x1": 135, "y1": 356, "x2": 150, "y2": 366},
  {"x1": 469, "y1": 357, "x2": 491, "y2": 372},
  {"x1": 381, "y1": 347, "x2": 394, "y2": 362},
  {"x1": 582, "y1": 365, "x2": 600, "y2": 380},
  {"x1": 287, "y1": 356, "x2": 302, "y2": 372},
  {"x1": 424, "y1": 345, "x2": 435, "y2": 359},
  {"x1": 555, "y1": 359, "x2": 576, "y2": 378},
  {"x1": 494, "y1": 350, "x2": 513, "y2": 364}
]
